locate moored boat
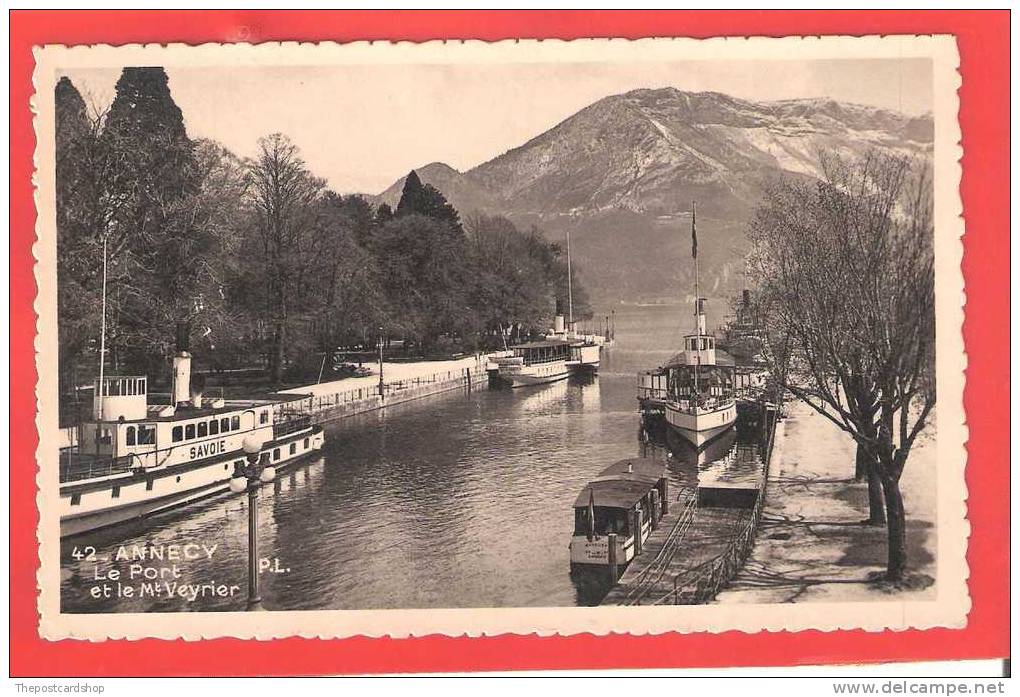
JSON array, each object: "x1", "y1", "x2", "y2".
[
  {"x1": 569, "y1": 458, "x2": 668, "y2": 568},
  {"x1": 493, "y1": 339, "x2": 574, "y2": 387},
  {"x1": 638, "y1": 202, "x2": 737, "y2": 448},
  {"x1": 59, "y1": 334, "x2": 324, "y2": 538}
]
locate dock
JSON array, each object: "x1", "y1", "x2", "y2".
[{"x1": 601, "y1": 404, "x2": 782, "y2": 606}]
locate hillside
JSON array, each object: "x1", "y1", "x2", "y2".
[{"x1": 374, "y1": 88, "x2": 933, "y2": 304}]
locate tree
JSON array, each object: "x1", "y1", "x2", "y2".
[
  {"x1": 96, "y1": 67, "x2": 206, "y2": 374},
  {"x1": 375, "y1": 202, "x2": 394, "y2": 225},
  {"x1": 748, "y1": 150, "x2": 935, "y2": 582},
  {"x1": 242, "y1": 133, "x2": 327, "y2": 383},
  {"x1": 395, "y1": 169, "x2": 462, "y2": 231},
  {"x1": 372, "y1": 214, "x2": 472, "y2": 351},
  {"x1": 465, "y1": 215, "x2": 554, "y2": 344}
]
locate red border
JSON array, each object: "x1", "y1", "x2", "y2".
[{"x1": 10, "y1": 10, "x2": 1009, "y2": 676}]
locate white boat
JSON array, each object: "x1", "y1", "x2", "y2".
[
  {"x1": 59, "y1": 338, "x2": 324, "y2": 538},
  {"x1": 569, "y1": 458, "x2": 668, "y2": 567},
  {"x1": 642, "y1": 202, "x2": 737, "y2": 448},
  {"x1": 494, "y1": 339, "x2": 573, "y2": 387},
  {"x1": 545, "y1": 314, "x2": 601, "y2": 375}
]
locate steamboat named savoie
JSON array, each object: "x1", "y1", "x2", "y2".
[{"x1": 59, "y1": 328, "x2": 324, "y2": 538}]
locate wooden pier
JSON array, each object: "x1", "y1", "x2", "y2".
[{"x1": 601, "y1": 405, "x2": 782, "y2": 606}]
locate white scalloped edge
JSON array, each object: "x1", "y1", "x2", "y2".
[{"x1": 30, "y1": 35, "x2": 968, "y2": 643}]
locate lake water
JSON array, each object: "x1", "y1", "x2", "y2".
[{"x1": 60, "y1": 304, "x2": 767, "y2": 612}]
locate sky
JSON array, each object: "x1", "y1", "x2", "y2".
[{"x1": 63, "y1": 58, "x2": 932, "y2": 195}]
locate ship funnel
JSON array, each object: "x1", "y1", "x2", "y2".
[
  {"x1": 171, "y1": 321, "x2": 192, "y2": 407},
  {"x1": 554, "y1": 314, "x2": 565, "y2": 334},
  {"x1": 695, "y1": 297, "x2": 707, "y2": 335}
]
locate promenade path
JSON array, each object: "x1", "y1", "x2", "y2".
[{"x1": 715, "y1": 400, "x2": 937, "y2": 605}]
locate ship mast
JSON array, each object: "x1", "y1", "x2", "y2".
[
  {"x1": 566, "y1": 227, "x2": 574, "y2": 329},
  {"x1": 692, "y1": 202, "x2": 699, "y2": 396}
]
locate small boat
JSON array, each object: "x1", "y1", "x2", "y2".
[
  {"x1": 569, "y1": 458, "x2": 668, "y2": 568},
  {"x1": 59, "y1": 332, "x2": 325, "y2": 538}
]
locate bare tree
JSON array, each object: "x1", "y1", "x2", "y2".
[
  {"x1": 748, "y1": 150, "x2": 935, "y2": 582},
  {"x1": 245, "y1": 133, "x2": 326, "y2": 383}
]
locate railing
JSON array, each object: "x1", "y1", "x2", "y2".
[
  {"x1": 617, "y1": 491, "x2": 699, "y2": 605},
  {"x1": 59, "y1": 451, "x2": 135, "y2": 484},
  {"x1": 273, "y1": 413, "x2": 313, "y2": 439},
  {"x1": 297, "y1": 366, "x2": 484, "y2": 415},
  {"x1": 622, "y1": 400, "x2": 782, "y2": 606}
]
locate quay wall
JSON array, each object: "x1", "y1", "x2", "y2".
[{"x1": 283, "y1": 357, "x2": 498, "y2": 425}]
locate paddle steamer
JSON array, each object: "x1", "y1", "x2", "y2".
[{"x1": 59, "y1": 333, "x2": 324, "y2": 537}]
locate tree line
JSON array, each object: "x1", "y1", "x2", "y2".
[
  {"x1": 55, "y1": 67, "x2": 590, "y2": 394},
  {"x1": 747, "y1": 150, "x2": 935, "y2": 584}
]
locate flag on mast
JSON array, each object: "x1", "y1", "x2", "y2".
[
  {"x1": 691, "y1": 202, "x2": 698, "y2": 259},
  {"x1": 587, "y1": 488, "x2": 596, "y2": 541}
]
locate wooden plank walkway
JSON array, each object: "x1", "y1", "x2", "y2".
[{"x1": 602, "y1": 503, "x2": 750, "y2": 605}]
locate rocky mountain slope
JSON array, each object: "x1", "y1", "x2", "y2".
[{"x1": 375, "y1": 88, "x2": 933, "y2": 304}]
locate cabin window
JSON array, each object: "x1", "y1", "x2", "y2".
[
  {"x1": 172, "y1": 426, "x2": 183, "y2": 442},
  {"x1": 708, "y1": 337, "x2": 714, "y2": 349},
  {"x1": 137, "y1": 425, "x2": 155, "y2": 445},
  {"x1": 210, "y1": 420, "x2": 219, "y2": 435},
  {"x1": 197, "y1": 422, "x2": 208, "y2": 438},
  {"x1": 220, "y1": 417, "x2": 230, "y2": 432},
  {"x1": 273, "y1": 448, "x2": 280, "y2": 461},
  {"x1": 125, "y1": 426, "x2": 136, "y2": 446},
  {"x1": 260, "y1": 411, "x2": 269, "y2": 425},
  {"x1": 289, "y1": 443, "x2": 297, "y2": 456},
  {"x1": 185, "y1": 424, "x2": 195, "y2": 440},
  {"x1": 146, "y1": 478, "x2": 154, "y2": 491},
  {"x1": 111, "y1": 486, "x2": 120, "y2": 499},
  {"x1": 304, "y1": 438, "x2": 309, "y2": 449},
  {"x1": 70, "y1": 493, "x2": 81, "y2": 506},
  {"x1": 231, "y1": 415, "x2": 240, "y2": 431}
]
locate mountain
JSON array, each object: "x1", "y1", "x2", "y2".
[{"x1": 374, "y1": 88, "x2": 933, "y2": 304}]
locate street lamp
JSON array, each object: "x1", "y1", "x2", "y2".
[
  {"x1": 377, "y1": 326, "x2": 385, "y2": 399},
  {"x1": 229, "y1": 435, "x2": 275, "y2": 611}
]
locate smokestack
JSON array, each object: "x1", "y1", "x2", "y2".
[
  {"x1": 742, "y1": 289, "x2": 751, "y2": 306},
  {"x1": 171, "y1": 321, "x2": 192, "y2": 407},
  {"x1": 554, "y1": 314, "x2": 565, "y2": 334}
]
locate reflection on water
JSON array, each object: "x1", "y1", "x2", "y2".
[{"x1": 59, "y1": 305, "x2": 766, "y2": 612}]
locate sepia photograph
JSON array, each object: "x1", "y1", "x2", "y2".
[{"x1": 31, "y1": 36, "x2": 967, "y2": 640}]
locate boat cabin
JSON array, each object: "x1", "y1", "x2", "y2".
[
  {"x1": 62, "y1": 358, "x2": 312, "y2": 483},
  {"x1": 569, "y1": 458, "x2": 669, "y2": 567},
  {"x1": 511, "y1": 339, "x2": 574, "y2": 366}
]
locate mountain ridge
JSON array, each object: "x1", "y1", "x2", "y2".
[{"x1": 372, "y1": 88, "x2": 933, "y2": 303}]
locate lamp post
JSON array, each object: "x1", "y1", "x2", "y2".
[
  {"x1": 229, "y1": 435, "x2": 276, "y2": 611},
  {"x1": 377, "y1": 326, "x2": 385, "y2": 399}
]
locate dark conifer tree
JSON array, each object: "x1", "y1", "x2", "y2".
[{"x1": 395, "y1": 170, "x2": 462, "y2": 232}]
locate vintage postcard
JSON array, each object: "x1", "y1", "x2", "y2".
[{"x1": 34, "y1": 35, "x2": 967, "y2": 641}]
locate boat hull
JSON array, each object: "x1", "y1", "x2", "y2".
[
  {"x1": 60, "y1": 427, "x2": 325, "y2": 538},
  {"x1": 664, "y1": 402, "x2": 738, "y2": 448},
  {"x1": 498, "y1": 359, "x2": 571, "y2": 388}
]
